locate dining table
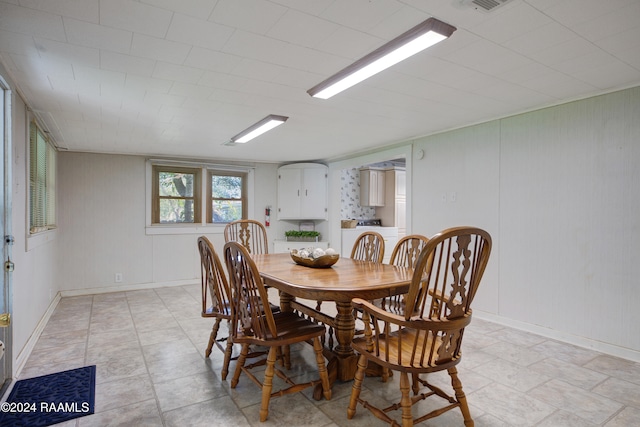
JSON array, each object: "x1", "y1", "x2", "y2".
[{"x1": 251, "y1": 252, "x2": 414, "y2": 398}]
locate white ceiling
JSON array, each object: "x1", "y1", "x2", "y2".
[{"x1": 1, "y1": 0, "x2": 639, "y2": 163}]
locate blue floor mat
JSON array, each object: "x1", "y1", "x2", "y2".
[{"x1": 0, "y1": 365, "x2": 96, "y2": 427}]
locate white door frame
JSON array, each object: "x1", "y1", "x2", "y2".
[{"x1": 0, "y1": 73, "x2": 13, "y2": 396}]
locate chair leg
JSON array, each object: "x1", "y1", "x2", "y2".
[
  {"x1": 222, "y1": 338, "x2": 233, "y2": 380},
  {"x1": 206, "y1": 318, "x2": 221, "y2": 357},
  {"x1": 400, "y1": 372, "x2": 413, "y2": 427},
  {"x1": 313, "y1": 337, "x2": 331, "y2": 400},
  {"x1": 231, "y1": 344, "x2": 249, "y2": 388},
  {"x1": 283, "y1": 344, "x2": 291, "y2": 369},
  {"x1": 449, "y1": 366, "x2": 474, "y2": 427},
  {"x1": 260, "y1": 347, "x2": 278, "y2": 422},
  {"x1": 347, "y1": 354, "x2": 368, "y2": 419},
  {"x1": 411, "y1": 373, "x2": 420, "y2": 395}
]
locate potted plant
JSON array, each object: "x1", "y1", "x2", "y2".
[{"x1": 285, "y1": 230, "x2": 320, "y2": 242}]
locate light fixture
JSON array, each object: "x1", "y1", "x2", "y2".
[
  {"x1": 307, "y1": 17, "x2": 456, "y2": 99},
  {"x1": 230, "y1": 114, "x2": 289, "y2": 143}
]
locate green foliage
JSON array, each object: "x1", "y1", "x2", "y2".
[
  {"x1": 285, "y1": 230, "x2": 320, "y2": 237},
  {"x1": 159, "y1": 171, "x2": 194, "y2": 223}
]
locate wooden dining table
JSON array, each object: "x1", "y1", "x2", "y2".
[{"x1": 251, "y1": 253, "x2": 413, "y2": 394}]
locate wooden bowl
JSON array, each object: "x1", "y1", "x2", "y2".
[{"x1": 290, "y1": 252, "x2": 339, "y2": 268}]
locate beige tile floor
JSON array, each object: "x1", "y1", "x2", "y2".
[{"x1": 15, "y1": 285, "x2": 640, "y2": 426}]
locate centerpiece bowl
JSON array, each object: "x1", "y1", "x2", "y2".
[{"x1": 290, "y1": 249, "x2": 339, "y2": 268}]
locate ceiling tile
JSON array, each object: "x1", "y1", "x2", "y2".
[
  {"x1": 99, "y1": 0, "x2": 172, "y2": 38},
  {"x1": 64, "y1": 18, "x2": 132, "y2": 54},
  {"x1": 18, "y1": 0, "x2": 99, "y2": 23},
  {"x1": 527, "y1": 37, "x2": 596, "y2": 66},
  {"x1": 0, "y1": 2, "x2": 66, "y2": 41},
  {"x1": 267, "y1": 9, "x2": 339, "y2": 48},
  {"x1": 184, "y1": 47, "x2": 243, "y2": 74},
  {"x1": 319, "y1": 0, "x2": 404, "y2": 32},
  {"x1": 130, "y1": 34, "x2": 190, "y2": 64},
  {"x1": 0, "y1": 29, "x2": 39, "y2": 56},
  {"x1": 209, "y1": 0, "x2": 287, "y2": 35},
  {"x1": 152, "y1": 62, "x2": 204, "y2": 84},
  {"x1": 470, "y1": 2, "x2": 551, "y2": 44},
  {"x1": 313, "y1": 25, "x2": 383, "y2": 58},
  {"x1": 166, "y1": 13, "x2": 234, "y2": 51},
  {"x1": 100, "y1": 51, "x2": 156, "y2": 77},
  {"x1": 35, "y1": 37, "x2": 100, "y2": 68},
  {"x1": 502, "y1": 22, "x2": 577, "y2": 57},
  {"x1": 572, "y1": 61, "x2": 640, "y2": 90},
  {"x1": 140, "y1": 0, "x2": 217, "y2": 19},
  {"x1": 169, "y1": 82, "x2": 214, "y2": 99}
]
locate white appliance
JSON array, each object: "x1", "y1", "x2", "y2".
[{"x1": 341, "y1": 221, "x2": 399, "y2": 264}]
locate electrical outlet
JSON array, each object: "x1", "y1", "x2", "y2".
[{"x1": 115, "y1": 273, "x2": 123, "y2": 283}]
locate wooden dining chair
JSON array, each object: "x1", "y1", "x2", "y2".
[
  {"x1": 347, "y1": 226, "x2": 492, "y2": 427},
  {"x1": 223, "y1": 241, "x2": 332, "y2": 422},
  {"x1": 350, "y1": 230, "x2": 385, "y2": 262},
  {"x1": 197, "y1": 236, "x2": 234, "y2": 379},
  {"x1": 198, "y1": 236, "x2": 279, "y2": 380},
  {"x1": 376, "y1": 234, "x2": 430, "y2": 315},
  {"x1": 346, "y1": 230, "x2": 385, "y2": 328},
  {"x1": 224, "y1": 219, "x2": 269, "y2": 255}
]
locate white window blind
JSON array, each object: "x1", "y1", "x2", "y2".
[{"x1": 29, "y1": 121, "x2": 56, "y2": 233}]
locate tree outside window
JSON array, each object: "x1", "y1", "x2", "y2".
[
  {"x1": 209, "y1": 171, "x2": 247, "y2": 223},
  {"x1": 152, "y1": 166, "x2": 201, "y2": 223}
]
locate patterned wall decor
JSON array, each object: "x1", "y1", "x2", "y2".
[{"x1": 340, "y1": 168, "x2": 376, "y2": 220}]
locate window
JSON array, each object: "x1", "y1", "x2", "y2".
[
  {"x1": 29, "y1": 121, "x2": 56, "y2": 234},
  {"x1": 148, "y1": 162, "x2": 251, "y2": 230},
  {"x1": 152, "y1": 166, "x2": 201, "y2": 224},
  {"x1": 208, "y1": 170, "x2": 247, "y2": 223}
]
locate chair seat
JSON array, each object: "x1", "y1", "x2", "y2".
[
  {"x1": 204, "y1": 300, "x2": 279, "y2": 318},
  {"x1": 353, "y1": 328, "x2": 454, "y2": 372},
  {"x1": 203, "y1": 304, "x2": 231, "y2": 318},
  {"x1": 371, "y1": 296, "x2": 406, "y2": 316},
  {"x1": 236, "y1": 311, "x2": 326, "y2": 346}
]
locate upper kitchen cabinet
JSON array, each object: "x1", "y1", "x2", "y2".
[
  {"x1": 277, "y1": 163, "x2": 328, "y2": 220},
  {"x1": 359, "y1": 167, "x2": 385, "y2": 207},
  {"x1": 378, "y1": 168, "x2": 406, "y2": 237}
]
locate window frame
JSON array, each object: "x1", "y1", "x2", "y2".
[
  {"x1": 151, "y1": 165, "x2": 202, "y2": 224},
  {"x1": 146, "y1": 160, "x2": 254, "y2": 235},
  {"x1": 207, "y1": 169, "x2": 248, "y2": 224},
  {"x1": 28, "y1": 120, "x2": 57, "y2": 235}
]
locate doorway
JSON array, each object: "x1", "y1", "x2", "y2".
[{"x1": 0, "y1": 74, "x2": 13, "y2": 396}]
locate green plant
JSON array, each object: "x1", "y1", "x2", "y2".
[{"x1": 285, "y1": 230, "x2": 320, "y2": 238}]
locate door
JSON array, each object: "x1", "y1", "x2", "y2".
[
  {"x1": 277, "y1": 166, "x2": 301, "y2": 219},
  {"x1": 300, "y1": 166, "x2": 327, "y2": 219},
  {"x1": 0, "y1": 75, "x2": 12, "y2": 396}
]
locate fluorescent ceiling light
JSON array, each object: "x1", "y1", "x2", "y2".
[
  {"x1": 230, "y1": 114, "x2": 288, "y2": 143},
  {"x1": 307, "y1": 18, "x2": 456, "y2": 99}
]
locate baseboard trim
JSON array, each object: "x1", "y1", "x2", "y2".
[
  {"x1": 14, "y1": 292, "x2": 62, "y2": 378},
  {"x1": 475, "y1": 310, "x2": 640, "y2": 363},
  {"x1": 59, "y1": 279, "x2": 198, "y2": 297}
]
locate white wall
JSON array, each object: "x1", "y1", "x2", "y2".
[
  {"x1": 3, "y1": 68, "x2": 59, "y2": 369},
  {"x1": 56, "y1": 153, "x2": 282, "y2": 292},
  {"x1": 407, "y1": 86, "x2": 640, "y2": 360}
]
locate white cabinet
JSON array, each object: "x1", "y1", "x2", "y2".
[
  {"x1": 378, "y1": 168, "x2": 406, "y2": 238},
  {"x1": 273, "y1": 240, "x2": 330, "y2": 253},
  {"x1": 359, "y1": 168, "x2": 385, "y2": 207},
  {"x1": 277, "y1": 163, "x2": 328, "y2": 220}
]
